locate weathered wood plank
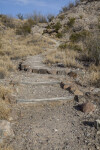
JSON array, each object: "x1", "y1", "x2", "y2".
[
  {"x1": 20, "y1": 81, "x2": 61, "y2": 85},
  {"x1": 17, "y1": 96, "x2": 74, "y2": 103},
  {"x1": 0, "y1": 80, "x2": 61, "y2": 86}
]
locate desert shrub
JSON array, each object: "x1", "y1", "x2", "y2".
[
  {"x1": 67, "y1": 17, "x2": 75, "y2": 28},
  {"x1": 56, "y1": 32, "x2": 63, "y2": 38},
  {"x1": 59, "y1": 42, "x2": 82, "y2": 51},
  {"x1": 67, "y1": 43, "x2": 82, "y2": 51},
  {"x1": 58, "y1": 15, "x2": 65, "y2": 20},
  {"x1": 68, "y1": 3, "x2": 75, "y2": 9},
  {"x1": 47, "y1": 14, "x2": 55, "y2": 22},
  {"x1": 80, "y1": 15, "x2": 83, "y2": 19},
  {"x1": 85, "y1": 32, "x2": 100, "y2": 66},
  {"x1": 27, "y1": 12, "x2": 47, "y2": 23},
  {"x1": 59, "y1": 43, "x2": 67, "y2": 49},
  {"x1": 0, "y1": 15, "x2": 14, "y2": 28},
  {"x1": 70, "y1": 30, "x2": 90, "y2": 42},
  {"x1": 17, "y1": 13, "x2": 24, "y2": 20},
  {"x1": 60, "y1": 2, "x2": 75, "y2": 13},
  {"x1": 75, "y1": 0, "x2": 80, "y2": 6},
  {"x1": 16, "y1": 19, "x2": 34, "y2": 35},
  {"x1": 60, "y1": 6, "x2": 69, "y2": 13},
  {"x1": 53, "y1": 22, "x2": 62, "y2": 32}
]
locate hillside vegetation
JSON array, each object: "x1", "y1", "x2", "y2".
[{"x1": 44, "y1": 0, "x2": 100, "y2": 87}]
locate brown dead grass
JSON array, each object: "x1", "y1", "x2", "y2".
[
  {"x1": 89, "y1": 64, "x2": 100, "y2": 87},
  {"x1": 0, "y1": 86, "x2": 12, "y2": 120},
  {"x1": 0, "y1": 100, "x2": 11, "y2": 120},
  {"x1": 0, "y1": 86, "x2": 12, "y2": 102},
  {"x1": 0, "y1": 144, "x2": 13, "y2": 150},
  {"x1": 44, "y1": 48, "x2": 82, "y2": 68},
  {"x1": 0, "y1": 25, "x2": 55, "y2": 78}
]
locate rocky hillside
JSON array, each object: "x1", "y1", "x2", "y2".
[
  {"x1": 45, "y1": 0, "x2": 100, "y2": 39},
  {"x1": 44, "y1": 0, "x2": 100, "y2": 87}
]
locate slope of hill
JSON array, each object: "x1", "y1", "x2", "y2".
[{"x1": 44, "y1": 0, "x2": 100, "y2": 87}]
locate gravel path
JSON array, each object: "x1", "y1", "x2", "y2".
[{"x1": 5, "y1": 37, "x2": 100, "y2": 150}]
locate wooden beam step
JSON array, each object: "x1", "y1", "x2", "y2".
[{"x1": 17, "y1": 96, "x2": 74, "y2": 103}]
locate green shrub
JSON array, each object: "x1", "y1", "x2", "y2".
[
  {"x1": 59, "y1": 43, "x2": 67, "y2": 49},
  {"x1": 17, "y1": 13, "x2": 24, "y2": 20},
  {"x1": 53, "y1": 22, "x2": 62, "y2": 32},
  {"x1": 16, "y1": 24, "x2": 31, "y2": 35},
  {"x1": 16, "y1": 19, "x2": 35, "y2": 35},
  {"x1": 27, "y1": 13, "x2": 47, "y2": 23},
  {"x1": 46, "y1": 25, "x2": 51, "y2": 29},
  {"x1": 56, "y1": 32, "x2": 63, "y2": 38},
  {"x1": 80, "y1": 15, "x2": 83, "y2": 19},
  {"x1": 67, "y1": 43, "x2": 82, "y2": 51},
  {"x1": 59, "y1": 42, "x2": 82, "y2": 51},
  {"x1": 47, "y1": 14, "x2": 55, "y2": 22},
  {"x1": 60, "y1": 2, "x2": 75, "y2": 13},
  {"x1": 58, "y1": 15, "x2": 65, "y2": 20},
  {"x1": 67, "y1": 17, "x2": 75, "y2": 28},
  {"x1": 70, "y1": 30, "x2": 90, "y2": 42}
]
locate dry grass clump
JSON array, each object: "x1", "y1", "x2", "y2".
[
  {"x1": 0, "y1": 86, "x2": 12, "y2": 102},
  {"x1": 0, "y1": 144, "x2": 13, "y2": 150},
  {"x1": 0, "y1": 67, "x2": 8, "y2": 79},
  {"x1": 0, "y1": 15, "x2": 15, "y2": 28},
  {"x1": 45, "y1": 48, "x2": 81, "y2": 68},
  {"x1": 0, "y1": 86, "x2": 12, "y2": 120},
  {"x1": 0, "y1": 56, "x2": 15, "y2": 79},
  {"x1": 85, "y1": 32, "x2": 100, "y2": 66},
  {"x1": 0, "y1": 100, "x2": 11, "y2": 120},
  {"x1": 89, "y1": 71, "x2": 100, "y2": 87},
  {"x1": 88, "y1": 64, "x2": 100, "y2": 87},
  {"x1": 59, "y1": 42, "x2": 82, "y2": 51}
]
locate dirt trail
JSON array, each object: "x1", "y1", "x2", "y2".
[{"x1": 5, "y1": 36, "x2": 99, "y2": 150}]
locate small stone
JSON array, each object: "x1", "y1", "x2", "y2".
[
  {"x1": 97, "y1": 131, "x2": 100, "y2": 135},
  {"x1": 74, "y1": 90, "x2": 83, "y2": 96},
  {"x1": 94, "y1": 120, "x2": 100, "y2": 130},
  {"x1": 8, "y1": 117, "x2": 13, "y2": 121},
  {"x1": 68, "y1": 71, "x2": 77, "y2": 79},
  {"x1": 81, "y1": 102, "x2": 96, "y2": 113},
  {"x1": 50, "y1": 70, "x2": 57, "y2": 75},
  {"x1": 63, "y1": 85, "x2": 71, "y2": 90},
  {"x1": 0, "y1": 120, "x2": 14, "y2": 143}
]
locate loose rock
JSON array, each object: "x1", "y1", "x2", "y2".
[
  {"x1": 81, "y1": 102, "x2": 96, "y2": 113},
  {"x1": 0, "y1": 120, "x2": 14, "y2": 143},
  {"x1": 68, "y1": 71, "x2": 77, "y2": 79}
]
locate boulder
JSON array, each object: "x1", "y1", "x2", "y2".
[
  {"x1": 81, "y1": 102, "x2": 96, "y2": 113},
  {"x1": 74, "y1": 90, "x2": 83, "y2": 96}
]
